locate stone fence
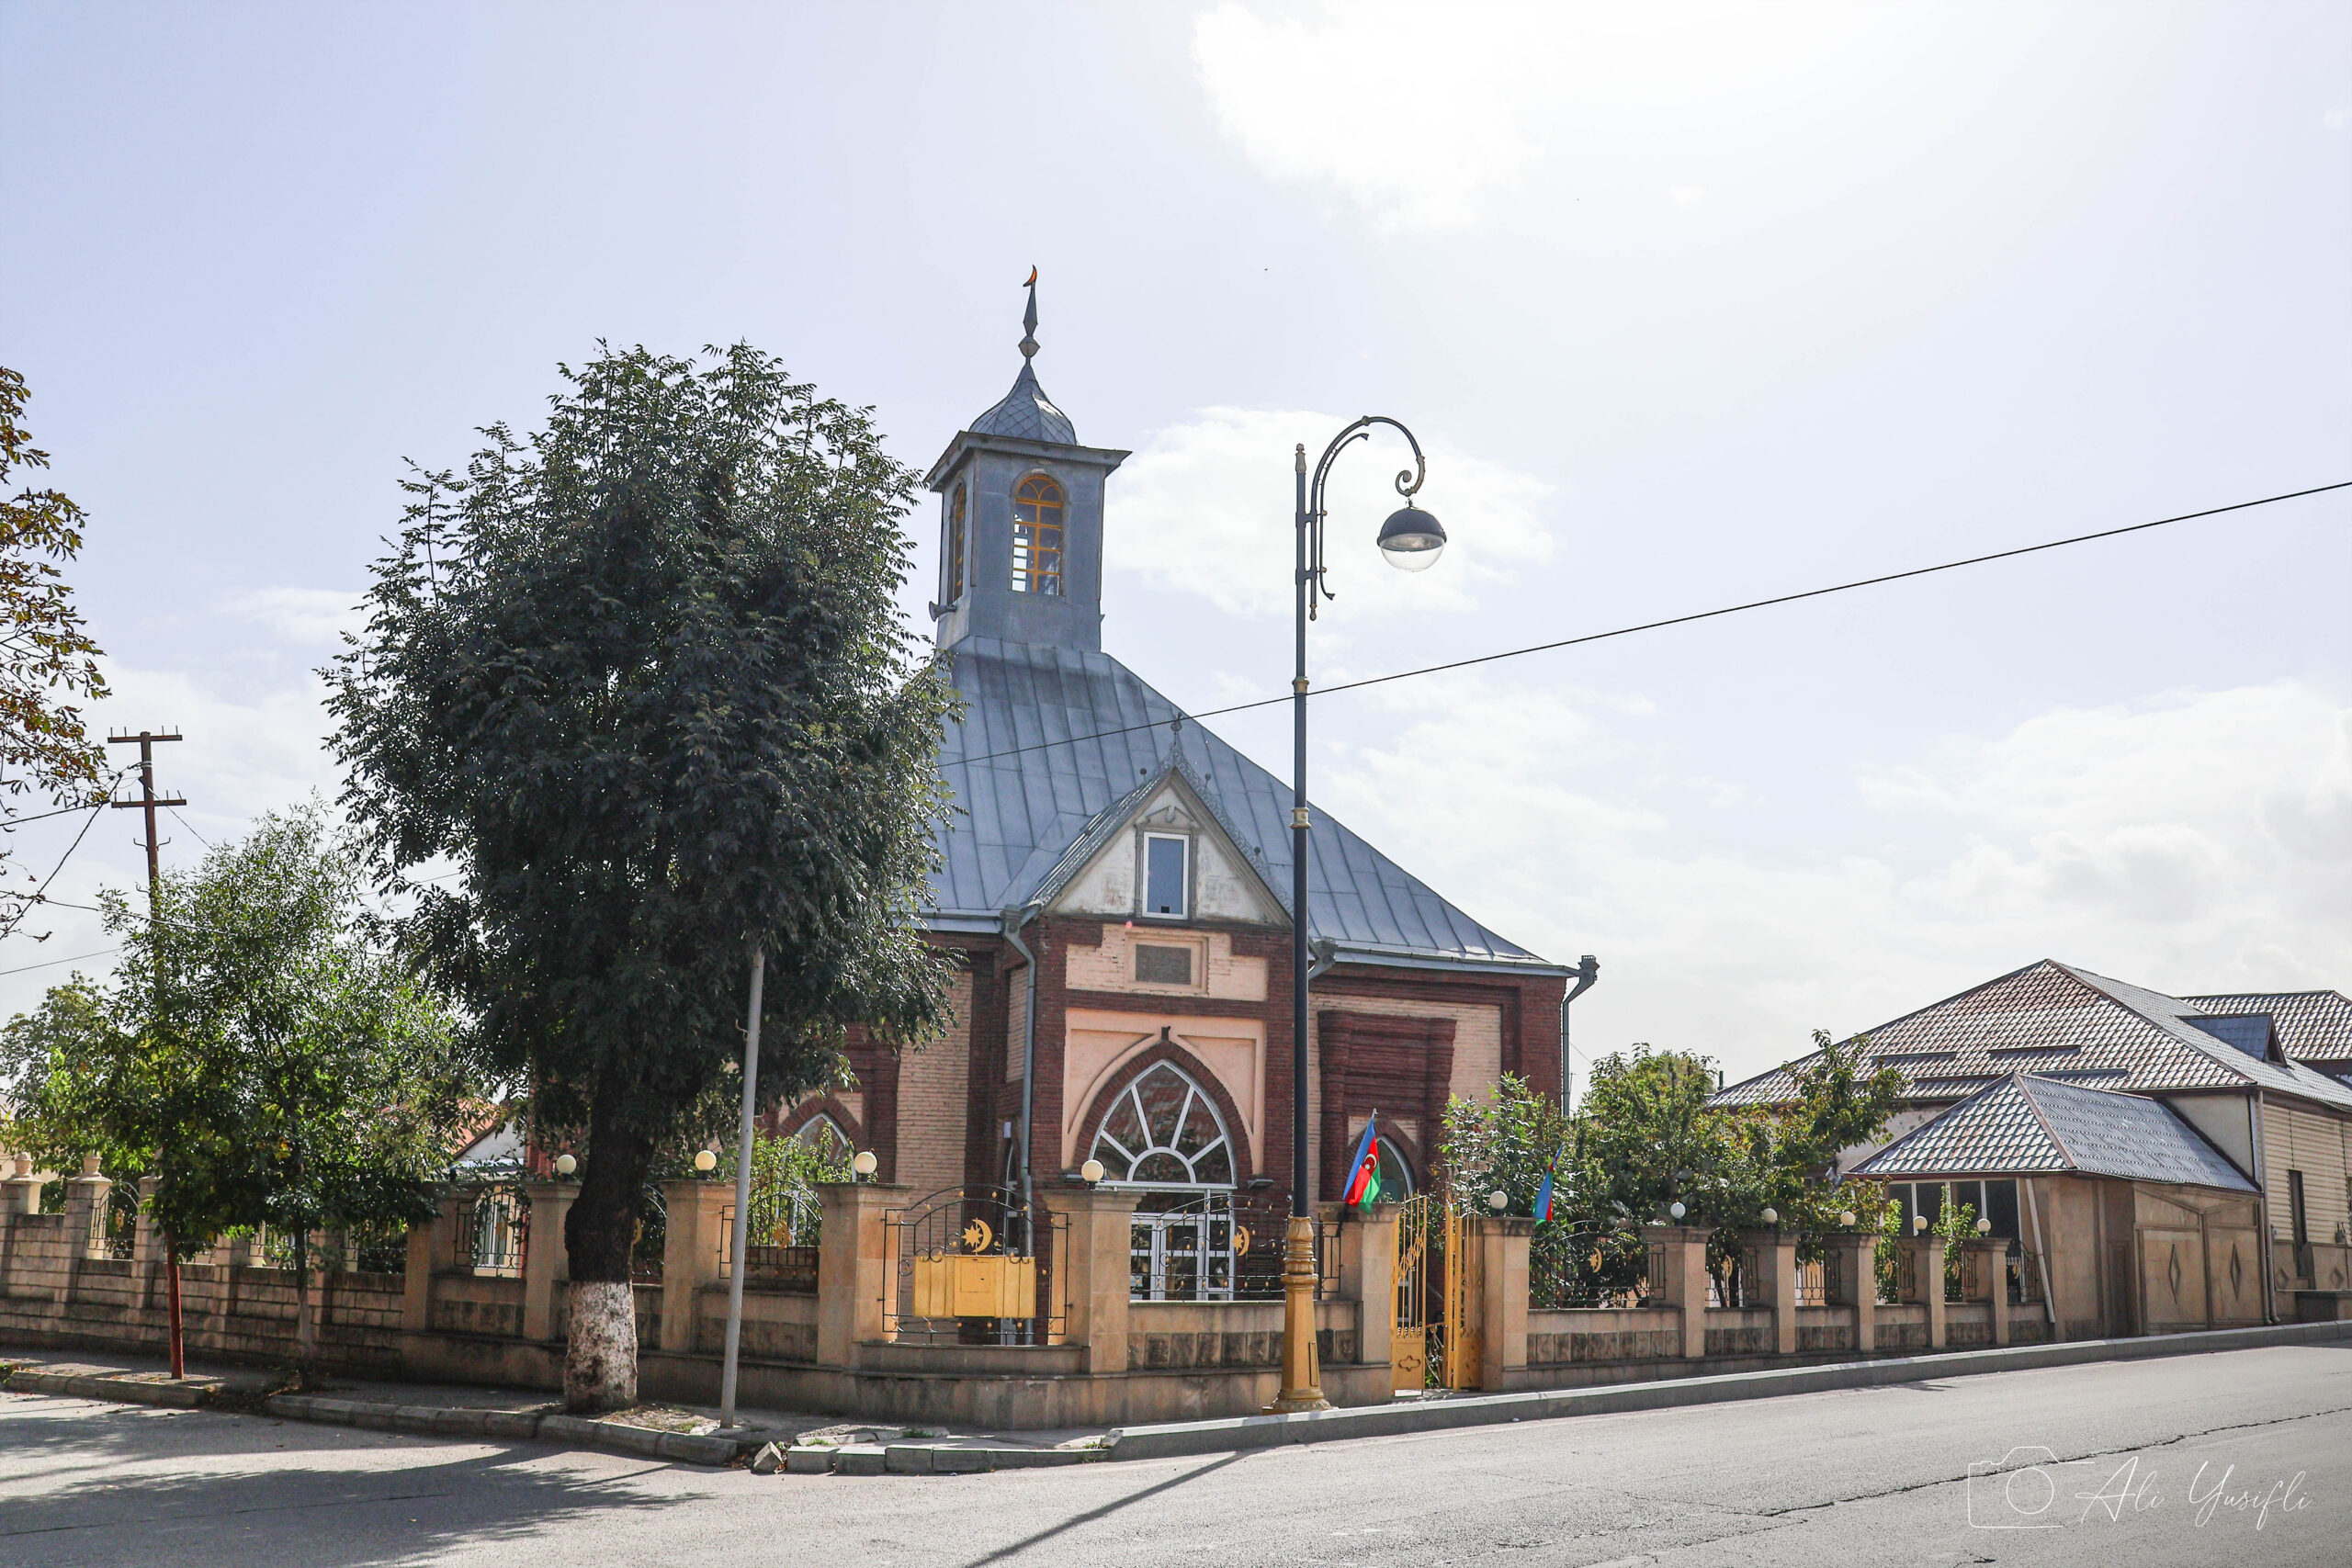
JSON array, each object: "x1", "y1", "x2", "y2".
[{"x1": 0, "y1": 1165, "x2": 2067, "y2": 1428}]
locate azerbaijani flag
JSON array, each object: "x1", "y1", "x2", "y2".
[
  {"x1": 1533, "y1": 1157, "x2": 1556, "y2": 1224},
  {"x1": 1341, "y1": 1114, "x2": 1382, "y2": 1210}
]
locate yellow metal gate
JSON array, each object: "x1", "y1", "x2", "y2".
[{"x1": 1394, "y1": 1195, "x2": 1483, "y2": 1392}]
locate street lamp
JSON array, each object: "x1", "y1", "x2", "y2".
[{"x1": 1270, "y1": 417, "x2": 1442, "y2": 1416}]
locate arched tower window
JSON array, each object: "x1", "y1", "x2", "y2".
[
  {"x1": 943, "y1": 483, "x2": 967, "y2": 605},
  {"x1": 790, "y1": 1114, "x2": 852, "y2": 1166},
  {"x1": 1089, "y1": 1062, "x2": 1234, "y2": 1189},
  {"x1": 1011, "y1": 474, "x2": 1064, "y2": 596}
]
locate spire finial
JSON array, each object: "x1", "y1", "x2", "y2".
[{"x1": 1020, "y1": 266, "x2": 1039, "y2": 360}]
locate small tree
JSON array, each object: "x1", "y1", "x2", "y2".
[
  {"x1": 0, "y1": 805, "x2": 479, "y2": 1367},
  {"x1": 332, "y1": 344, "x2": 956, "y2": 1411}
]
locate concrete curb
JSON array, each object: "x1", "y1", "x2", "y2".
[
  {"x1": 1, "y1": 1365, "x2": 749, "y2": 1468},
  {"x1": 1102, "y1": 1318, "x2": 2352, "y2": 1461},
  {"x1": 3, "y1": 1369, "x2": 214, "y2": 1409}
]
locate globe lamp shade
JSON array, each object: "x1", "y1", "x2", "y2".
[
  {"x1": 692, "y1": 1149, "x2": 718, "y2": 1173},
  {"x1": 1375, "y1": 504, "x2": 1445, "y2": 570}
]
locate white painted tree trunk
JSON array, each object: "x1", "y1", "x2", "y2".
[{"x1": 564, "y1": 1280, "x2": 639, "y2": 1413}]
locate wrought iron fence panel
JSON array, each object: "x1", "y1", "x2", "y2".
[
  {"x1": 2007, "y1": 1247, "x2": 2044, "y2": 1305},
  {"x1": 99, "y1": 1188, "x2": 137, "y2": 1260},
  {"x1": 1526, "y1": 1228, "x2": 1656, "y2": 1309},
  {"x1": 456, "y1": 1186, "x2": 528, "y2": 1276},
  {"x1": 631, "y1": 1183, "x2": 667, "y2": 1285},
  {"x1": 337, "y1": 1221, "x2": 409, "y2": 1275},
  {"x1": 882, "y1": 1185, "x2": 1067, "y2": 1344},
  {"x1": 1795, "y1": 1254, "x2": 1832, "y2": 1307}
]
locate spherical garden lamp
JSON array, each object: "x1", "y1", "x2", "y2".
[
  {"x1": 1975, "y1": 1217, "x2": 1992, "y2": 1235},
  {"x1": 693, "y1": 1149, "x2": 718, "y2": 1174},
  {"x1": 1838, "y1": 1210, "x2": 1857, "y2": 1229},
  {"x1": 1913, "y1": 1213, "x2": 1928, "y2": 1235},
  {"x1": 1080, "y1": 1158, "x2": 1105, "y2": 1184},
  {"x1": 1487, "y1": 1190, "x2": 1509, "y2": 1213},
  {"x1": 553, "y1": 1153, "x2": 576, "y2": 1178},
  {"x1": 1669, "y1": 1201, "x2": 1687, "y2": 1221},
  {"x1": 1761, "y1": 1207, "x2": 1779, "y2": 1227},
  {"x1": 851, "y1": 1150, "x2": 878, "y2": 1179},
  {"x1": 1375, "y1": 503, "x2": 1446, "y2": 571}
]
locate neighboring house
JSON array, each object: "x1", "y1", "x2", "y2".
[
  {"x1": 1714, "y1": 960, "x2": 2352, "y2": 1332},
  {"x1": 768, "y1": 284, "x2": 1578, "y2": 1240}
]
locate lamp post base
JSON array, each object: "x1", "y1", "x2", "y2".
[{"x1": 1265, "y1": 1214, "x2": 1330, "y2": 1413}]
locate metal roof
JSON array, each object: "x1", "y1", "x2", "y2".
[
  {"x1": 1713, "y1": 959, "x2": 2352, "y2": 1113},
  {"x1": 967, "y1": 362, "x2": 1077, "y2": 446},
  {"x1": 1853, "y1": 1074, "x2": 2255, "y2": 1191},
  {"x1": 2180, "y1": 988, "x2": 2352, "y2": 1066},
  {"x1": 926, "y1": 637, "x2": 1560, "y2": 974}
]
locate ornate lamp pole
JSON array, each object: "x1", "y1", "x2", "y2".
[{"x1": 1270, "y1": 419, "x2": 1447, "y2": 1414}]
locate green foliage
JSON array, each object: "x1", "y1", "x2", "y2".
[
  {"x1": 1443, "y1": 1034, "x2": 1905, "y2": 1306},
  {"x1": 0, "y1": 367, "x2": 107, "y2": 922},
  {"x1": 0, "y1": 804, "x2": 480, "y2": 1262},
  {"x1": 328, "y1": 343, "x2": 957, "y2": 1298}
]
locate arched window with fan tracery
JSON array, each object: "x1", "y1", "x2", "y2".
[
  {"x1": 1089, "y1": 1061, "x2": 1234, "y2": 1190},
  {"x1": 1011, "y1": 474, "x2": 1064, "y2": 596}
]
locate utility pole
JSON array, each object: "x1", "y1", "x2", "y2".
[
  {"x1": 107, "y1": 730, "x2": 185, "y2": 909},
  {"x1": 107, "y1": 728, "x2": 186, "y2": 1377}
]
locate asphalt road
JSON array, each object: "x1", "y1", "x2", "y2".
[{"x1": 6, "y1": 1344, "x2": 2348, "y2": 1568}]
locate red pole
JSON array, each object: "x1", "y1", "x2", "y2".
[{"x1": 164, "y1": 1226, "x2": 185, "y2": 1379}]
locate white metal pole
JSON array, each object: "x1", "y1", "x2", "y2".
[{"x1": 719, "y1": 947, "x2": 764, "y2": 1427}]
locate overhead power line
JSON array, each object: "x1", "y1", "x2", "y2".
[
  {"x1": 958, "y1": 479, "x2": 2350, "y2": 769},
  {"x1": 0, "y1": 946, "x2": 120, "y2": 978}
]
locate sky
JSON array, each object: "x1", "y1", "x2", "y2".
[{"x1": 3, "y1": 0, "x2": 2347, "y2": 1092}]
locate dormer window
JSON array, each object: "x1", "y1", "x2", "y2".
[
  {"x1": 943, "y1": 483, "x2": 967, "y2": 605},
  {"x1": 1142, "y1": 832, "x2": 1189, "y2": 919},
  {"x1": 1012, "y1": 474, "x2": 1064, "y2": 595}
]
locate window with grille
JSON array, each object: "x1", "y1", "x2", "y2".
[
  {"x1": 1011, "y1": 474, "x2": 1064, "y2": 595},
  {"x1": 1135, "y1": 944, "x2": 1193, "y2": 986}
]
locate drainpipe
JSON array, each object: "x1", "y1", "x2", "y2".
[
  {"x1": 2252, "y1": 1089, "x2": 2276, "y2": 1325},
  {"x1": 1558, "y1": 955, "x2": 1599, "y2": 1110},
  {"x1": 1001, "y1": 904, "x2": 1044, "y2": 1235}
]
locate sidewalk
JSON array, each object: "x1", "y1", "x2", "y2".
[{"x1": 0, "y1": 1346, "x2": 1112, "y2": 1472}]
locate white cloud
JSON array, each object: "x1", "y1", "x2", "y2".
[
  {"x1": 2325, "y1": 106, "x2": 2351, "y2": 131},
  {"x1": 1315, "y1": 676, "x2": 2352, "y2": 1089},
  {"x1": 220, "y1": 586, "x2": 365, "y2": 645},
  {"x1": 1192, "y1": 3, "x2": 1546, "y2": 232},
  {"x1": 1109, "y1": 406, "x2": 1553, "y2": 617}
]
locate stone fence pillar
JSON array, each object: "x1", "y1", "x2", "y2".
[
  {"x1": 1650, "y1": 1224, "x2": 1712, "y2": 1359},
  {"x1": 1041, "y1": 1184, "x2": 1140, "y2": 1374},
  {"x1": 1347, "y1": 1203, "x2": 1398, "y2": 1373},
  {"x1": 658, "y1": 1178, "x2": 730, "y2": 1354},
  {"x1": 1900, "y1": 1235, "x2": 1947, "y2": 1348},
  {"x1": 1738, "y1": 1229, "x2": 1799, "y2": 1356},
  {"x1": 1473, "y1": 1215, "x2": 1533, "y2": 1389},
  {"x1": 400, "y1": 1203, "x2": 442, "y2": 1336},
  {"x1": 521, "y1": 1179, "x2": 576, "y2": 1342},
  {"x1": 5, "y1": 1155, "x2": 42, "y2": 1215},
  {"x1": 1827, "y1": 1230, "x2": 1877, "y2": 1352},
  {"x1": 815, "y1": 1181, "x2": 904, "y2": 1369},
  {"x1": 1963, "y1": 1237, "x2": 2010, "y2": 1345}
]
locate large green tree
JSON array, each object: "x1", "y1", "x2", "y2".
[
  {"x1": 0, "y1": 366, "x2": 108, "y2": 929},
  {"x1": 0, "y1": 805, "x2": 478, "y2": 1365},
  {"x1": 330, "y1": 344, "x2": 956, "y2": 1411}
]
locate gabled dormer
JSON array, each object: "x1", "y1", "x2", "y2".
[
  {"x1": 924, "y1": 272, "x2": 1128, "y2": 653},
  {"x1": 1032, "y1": 756, "x2": 1287, "y2": 931}
]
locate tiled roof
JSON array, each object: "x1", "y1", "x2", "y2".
[
  {"x1": 1713, "y1": 960, "x2": 2352, "y2": 1113},
  {"x1": 967, "y1": 363, "x2": 1077, "y2": 446},
  {"x1": 1852, "y1": 1075, "x2": 2255, "y2": 1190},
  {"x1": 2180, "y1": 988, "x2": 2352, "y2": 1066},
  {"x1": 927, "y1": 637, "x2": 1559, "y2": 973}
]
